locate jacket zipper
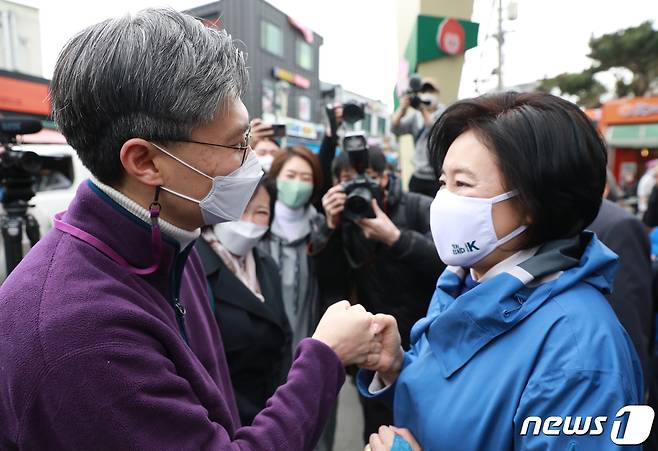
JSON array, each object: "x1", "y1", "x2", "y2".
[{"x1": 170, "y1": 245, "x2": 191, "y2": 345}]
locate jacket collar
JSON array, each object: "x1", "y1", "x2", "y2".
[
  {"x1": 196, "y1": 239, "x2": 287, "y2": 328},
  {"x1": 91, "y1": 176, "x2": 199, "y2": 248},
  {"x1": 63, "y1": 180, "x2": 195, "y2": 296},
  {"x1": 418, "y1": 231, "x2": 618, "y2": 378}
]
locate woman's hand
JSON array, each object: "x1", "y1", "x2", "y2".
[
  {"x1": 365, "y1": 425, "x2": 422, "y2": 451},
  {"x1": 359, "y1": 314, "x2": 404, "y2": 386}
]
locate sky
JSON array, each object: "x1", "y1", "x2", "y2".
[{"x1": 12, "y1": 0, "x2": 658, "y2": 112}]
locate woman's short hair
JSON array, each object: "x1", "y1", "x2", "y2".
[
  {"x1": 428, "y1": 91, "x2": 607, "y2": 247},
  {"x1": 268, "y1": 146, "x2": 324, "y2": 206},
  {"x1": 50, "y1": 8, "x2": 248, "y2": 185}
]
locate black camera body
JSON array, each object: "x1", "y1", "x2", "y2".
[
  {"x1": 325, "y1": 100, "x2": 365, "y2": 138},
  {"x1": 0, "y1": 120, "x2": 44, "y2": 205},
  {"x1": 341, "y1": 132, "x2": 383, "y2": 222},
  {"x1": 406, "y1": 73, "x2": 435, "y2": 110}
]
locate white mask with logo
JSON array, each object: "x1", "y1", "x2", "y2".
[
  {"x1": 214, "y1": 220, "x2": 268, "y2": 257},
  {"x1": 430, "y1": 188, "x2": 527, "y2": 267}
]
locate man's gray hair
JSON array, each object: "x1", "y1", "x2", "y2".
[{"x1": 50, "y1": 8, "x2": 248, "y2": 184}]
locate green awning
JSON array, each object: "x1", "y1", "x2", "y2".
[{"x1": 606, "y1": 123, "x2": 658, "y2": 148}]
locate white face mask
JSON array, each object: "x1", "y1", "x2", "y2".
[
  {"x1": 257, "y1": 154, "x2": 274, "y2": 172},
  {"x1": 214, "y1": 220, "x2": 268, "y2": 257},
  {"x1": 419, "y1": 93, "x2": 439, "y2": 108},
  {"x1": 430, "y1": 188, "x2": 527, "y2": 267},
  {"x1": 151, "y1": 143, "x2": 263, "y2": 225}
]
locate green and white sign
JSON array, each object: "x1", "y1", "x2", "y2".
[{"x1": 395, "y1": 15, "x2": 479, "y2": 106}]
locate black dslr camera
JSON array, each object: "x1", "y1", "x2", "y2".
[
  {"x1": 406, "y1": 73, "x2": 435, "y2": 110},
  {"x1": 341, "y1": 132, "x2": 383, "y2": 222}
]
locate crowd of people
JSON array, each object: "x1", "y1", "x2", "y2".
[{"x1": 0, "y1": 7, "x2": 655, "y2": 451}]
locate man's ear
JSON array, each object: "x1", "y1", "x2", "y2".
[{"x1": 119, "y1": 138, "x2": 165, "y2": 187}]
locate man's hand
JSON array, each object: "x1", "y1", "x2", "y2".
[
  {"x1": 391, "y1": 96, "x2": 411, "y2": 127},
  {"x1": 358, "y1": 200, "x2": 401, "y2": 246},
  {"x1": 397, "y1": 95, "x2": 411, "y2": 112},
  {"x1": 365, "y1": 425, "x2": 422, "y2": 451},
  {"x1": 322, "y1": 184, "x2": 346, "y2": 230},
  {"x1": 250, "y1": 118, "x2": 274, "y2": 147},
  {"x1": 359, "y1": 313, "x2": 403, "y2": 386},
  {"x1": 326, "y1": 105, "x2": 344, "y2": 138},
  {"x1": 312, "y1": 301, "x2": 382, "y2": 366}
]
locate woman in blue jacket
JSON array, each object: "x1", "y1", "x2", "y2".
[{"x1": 359, "y1": 92, "x2": 646, "y2": 450}]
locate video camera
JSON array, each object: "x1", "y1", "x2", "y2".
[
  {"x1": 405, "y1": 74, "x2": 437, "y2": 110},
  {"x1": 0, "y1": 118, "x2": 46, "y2": 276},
  {"x1": 0, "y1": 119, "x2": 44, "y2": 204},
  {"x1": 325, "y1": 100, "x2": 366, "y2": 137},
  {"x1": 341, "y1": 131, "x2": 383, "y2": 222}
]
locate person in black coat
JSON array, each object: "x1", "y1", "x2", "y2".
[
  {"x1": 588, "y1": 198, "x2": 653, "y2": 389},
  {"x1": 311, "y1": 145, "x2": 444, "y2": 443},
  {"x1": 195, "y1": 179, "x2": 293, "y2": 426}
]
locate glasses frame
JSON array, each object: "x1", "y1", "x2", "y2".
[{"x1": 174, "y1": 126, "x2": 251, "y2": 166}]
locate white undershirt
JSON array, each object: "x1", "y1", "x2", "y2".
[{"x1": 91, "y1": 177, "x2": 200, "y2": 249}]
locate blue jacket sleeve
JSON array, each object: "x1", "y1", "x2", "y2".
[
  {"x1": 513, "y1": 369, "x2": 644, "y2": 450},
  {"x1": 356, "y1": 352, "x2": 418, "y2": 407}
]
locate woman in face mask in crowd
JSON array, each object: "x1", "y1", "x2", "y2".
[
  {"x1": 262, "y1": 146, "x2": 325, "y2": 349},
  {"x1": 195, "y1": 177, "x2": 292, "y2": 427},
  {"x1": 359, "y1": 92, "x2": 644, "y2": 451},
  {"x1": 263, "y1": 146, "x2": 339, "y2": 451}
]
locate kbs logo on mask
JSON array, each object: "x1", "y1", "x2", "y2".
[
  {"x1": 451, "y1": 241, "x2": 480, "y2": 255},
  {"x1": 519, "y1": 406, "x2": 655, "y2": 445}
]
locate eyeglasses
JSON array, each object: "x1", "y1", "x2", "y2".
[{"x1": 175, "y1": 126, "x2": 252, "y2": 166}]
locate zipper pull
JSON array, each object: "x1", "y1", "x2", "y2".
[{"x1": 174, "y1": 299, "x2": 186, "y2": 316}]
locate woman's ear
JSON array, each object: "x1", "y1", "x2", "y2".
[{"x1": 119, "y1": 138, "x2": 165, "y2": 187}]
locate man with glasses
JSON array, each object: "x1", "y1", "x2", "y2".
[{"x1": 0, "y1": 9, "x2": 392, "y2": 450}]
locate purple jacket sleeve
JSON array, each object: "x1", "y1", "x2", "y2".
[{"x1": 18, "y1": 338, "x2": 345, "y2": 451}]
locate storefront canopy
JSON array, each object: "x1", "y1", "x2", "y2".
[{"x1": 605, "y1": 123, "x2": 658, "y2": 148}]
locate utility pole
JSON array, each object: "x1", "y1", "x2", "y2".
[{"x1": 496, "y1": 0, "x2": 504, "y2": 91}]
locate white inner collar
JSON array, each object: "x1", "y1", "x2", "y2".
[
  {"x1": 471, "y1": 246, "x2": 540, "y2": 283},
  {"x1": 90, "y1": 177, "x2": 200, "y2": 249}
]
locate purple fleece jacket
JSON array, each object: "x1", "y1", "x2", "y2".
[{"x1": 0, "y1": 180, "x2": 344, "y2": 450}]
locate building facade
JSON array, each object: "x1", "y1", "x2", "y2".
[
  {"x1": 186, "y1": 0, "x2": 325, "y2": 148},
  {"x1": 0, "y1": 0, "x2": 41, "y2": 77}
]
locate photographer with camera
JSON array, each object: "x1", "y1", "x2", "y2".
[
  {"x1": 249, "y1": 118, "x2": 285, "y2": 172},
  {"x1": 391, "y1": 76, "x2": 444, "y2": 197},
  {"x1": 315, "y1": 136, "x2": 444, "y2": 443}
]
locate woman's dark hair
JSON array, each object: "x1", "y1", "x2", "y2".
[
  {"x1": 428, "y1": 91, "x2": 607, "y2": 247},
  {"x1": 268, "y1": 145, "x2": 324, "y2": 205}
]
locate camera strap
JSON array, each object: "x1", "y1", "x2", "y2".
[{"x1": 53, "y1": 188, "x2": 163, "y2": 275}]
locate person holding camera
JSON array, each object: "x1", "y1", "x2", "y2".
[
  {"x1": 316, "y1": 143, "x2": 444, "y2": 443},
  {"x1": 391, "y1": 77, "x2": 445, "y2": 198},
  {"x1": 0, "y1": 9, "x2": 388, "y2": 450}
]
